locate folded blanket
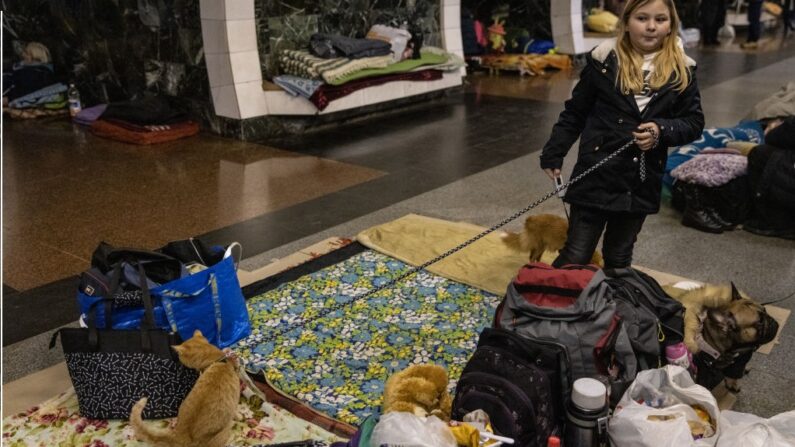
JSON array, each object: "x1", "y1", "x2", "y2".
[
  {"x1": 6, "y1": 107, "x2": 69, "y2": 120},
  {"x1": 280, "y1": 50, "x2": 393, "y2": 84},
  {"x1": 671, "y1": 153, "x2": 748, "y2": 187},
  {"x1": 8, "y1": 83, "x2": 68, "y2": 109},
  {"x1": 411, "y1": 46, "x2": 466, "y2": 72},
  {"x1": 326, "y1": 51, "x2": 447, "y2": 86},
  {"x1": 309, "y1": 69, "x2": 442, "y2": 111},
  {"x1": 273, "y1": 75, "x2": 324, "y2": 99},
  {"x1": 90, "y1": 119, "x2": 200, "y2": 145}
]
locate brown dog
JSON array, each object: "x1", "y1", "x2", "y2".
[
  {"x1": 501, "y1": 214, "x2": 604, "y2": 267},
  {"x1": 664, "y1": 283, "x2": 779, "y2": 392}
]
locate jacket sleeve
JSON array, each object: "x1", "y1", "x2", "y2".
[
  {"x1": 651, "y1": 67, "x2": 705, "y2": 148},
  {"x1": 539, "y1": 63, "x2": 597, "y2": 170},
  {"x1": 765, "y1": 116, "x2": 795, "y2": 149}
]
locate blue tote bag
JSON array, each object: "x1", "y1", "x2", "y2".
[{"x1": 151, "y1": 243, "x2": 251, "y2": 348}]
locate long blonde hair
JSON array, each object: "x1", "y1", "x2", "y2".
[{"x1": 615, "y1": 0, "x2": 689, "y2": 93}]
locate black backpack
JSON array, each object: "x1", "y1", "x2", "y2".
[
  {"x1": 603, "y1": 268, "x2": 685, "y2": 371},
  {"x1": 452, "y1": 328, "x2": 570, "y2": 447}
]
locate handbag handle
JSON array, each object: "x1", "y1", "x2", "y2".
[
  {"x1": 86, "y1": 263, "x2": 123, "y2": 332},
  {"x1": 224, "y1": 242, "x2": 242, "y2": 271},
  {"x1": 83, "y1": 262, "x2": 159, "y2": 352}
]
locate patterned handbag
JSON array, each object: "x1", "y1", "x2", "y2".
[{"x1": 51, "y1": 263, "x2": 198, "y2": 419}]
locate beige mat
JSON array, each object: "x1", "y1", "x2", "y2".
[{"x1": 357, "y1": 213, "x2": 528, "y2": 295}]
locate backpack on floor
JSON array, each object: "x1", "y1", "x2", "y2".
[
  {"x1": 452, "y1": 327, "x2": 568, "y2": 447},
  {"x1": 603, "y1": 268, "x2": 686, "y2": 371},
  {"x1": 494, "y1": 263, "x2": 638, "y2": 403}
]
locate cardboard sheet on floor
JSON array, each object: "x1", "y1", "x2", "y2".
[{"x1": 1, "y1": 369, "x2": 342, "y2": 446}]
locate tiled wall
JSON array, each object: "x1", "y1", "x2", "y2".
[
  {"x1": 201, "y1": 0, "x2": 464, "y2": 119},
  {"x1": 552, "y1": 0, "x2": 610, "y2": 55}
]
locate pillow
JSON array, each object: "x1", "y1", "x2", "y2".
[
  {"x1": 367, "y1": 25, "x2": 411, "y2": 62},
  {"x1": 663, "y1": 121, "x2": 764, "y2": 187},
  {"x1": 670, "y1": 153, "x2": 748, "y2": 187},
  {"x1": 586, "y1": 9, "x2": 619, "y2": 33}
]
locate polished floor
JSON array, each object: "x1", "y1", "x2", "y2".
[{"x1": 3, "y1": 35, "x2": 795, "y2": 418}]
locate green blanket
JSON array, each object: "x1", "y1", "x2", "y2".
[{"x1": 328, "y1": 51, "x2": 448, "y2": 85}]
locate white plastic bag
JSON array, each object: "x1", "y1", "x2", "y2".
[
  {"x1": 609, "y1": 365, "x2": 720, "y2": 447},
  {"x1": 716, "y1": 410, "x2": 795, "y2": 447},
  {"x1": 370, "y1": 412, "x2": 457, "y2": 447}
]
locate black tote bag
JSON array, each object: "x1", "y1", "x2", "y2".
[{"x1": 51, "y1": 263, "x2": 198, "y2": 419}]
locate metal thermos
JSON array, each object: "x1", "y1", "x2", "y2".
[{"x1": 564, "y1": 378, "x2": 609, "y2": 447}]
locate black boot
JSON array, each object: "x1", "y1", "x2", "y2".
[
  {"x1": 707, "y1": 208, "x2": 736, "y2": 231},
  {"x1": 681, "y1": 183, "x2": 724, "y2": 233}
]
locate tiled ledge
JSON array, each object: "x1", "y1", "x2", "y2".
[
  {"x1": 551, "y1": 0, "x2": 611, "y2": 55},
  {"x1": 200, "y1": 0, "x2": 465, "y2": 119}
]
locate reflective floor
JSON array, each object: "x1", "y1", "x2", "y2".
[{"x1": 3, "y1": 34, "x2": 795, "y2": 417}]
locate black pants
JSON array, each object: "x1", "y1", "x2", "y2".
[
  {"x1": 700, "y1": 0, "x2": 727, "y2": 44},
  {"x1": 553, "y1": 205, "x2": 647, "y2": 269},
  {"x1": 747, "y1": 0, "x2": 763, "y2": 42}
]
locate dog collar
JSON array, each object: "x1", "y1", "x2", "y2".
[{"x1": 695, "y1": 333, "x2": 722, "y2": 360}]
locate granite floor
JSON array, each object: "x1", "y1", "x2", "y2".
[{"x1": 3, "y1": 35, "x2": 795, "y2": 419}]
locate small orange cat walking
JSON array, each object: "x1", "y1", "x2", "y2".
[{"x1": 129, "y1": 330, "x2": 240, "y2": 447}]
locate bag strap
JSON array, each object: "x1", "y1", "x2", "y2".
[
  {"x1": 224, "y1": 242, "x2": 242, "y2": 271},
  {"x1": 137, "y1": 262, "x2": 157, "y2": 353}
]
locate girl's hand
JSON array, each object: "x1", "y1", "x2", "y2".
[
  {"x1": 633, "y1": 122, "x2": 661, "y2": 151},
  {"x1": 544, "y1": 168, "x2": 561, "y2": 180}
]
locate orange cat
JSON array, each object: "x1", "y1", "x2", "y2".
[
  {"x1": 129, "y1": 330, "x2": 240, "y2": 447},
  {"x1": 502, "y1": 214, "x2": 604, "y2": 267}
]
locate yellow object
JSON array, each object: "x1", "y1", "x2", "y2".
[
  {"x1": 586, "y1": 9, "x2": 619, "y2": 33},
  {"x1": 725, "y1": 140, "x2": 757, "y2": 156},
  {"x1": 764, "y1": 1, "x2": 783, "y2": 16},
  {"x1": 357, "y1": 214, "x2": 529, "y2": 295},
  {"x1": 450, "y1": 423, "x2": 481, "y2": 447}
]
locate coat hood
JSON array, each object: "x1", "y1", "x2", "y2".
[{"x1": 591, "y1": 37, "x2": 696, "y2": 67}]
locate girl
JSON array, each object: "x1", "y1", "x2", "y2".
[{"x1": 539, "y1": 0, "x2": 704, "y2": 269}]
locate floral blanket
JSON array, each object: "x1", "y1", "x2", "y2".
[
  {"x1": 2, "y1": 371, "x2": 341, "y2": 447},
  {"x1": 234, "y1": 249, "x2": 501, "y2": 426}
]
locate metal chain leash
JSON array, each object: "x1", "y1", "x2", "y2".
[
  {"x1": 638, "y1": 127, "x2": 658, "y2": 183},
  {"x1": 249, "y1": 138, "x2": 639, "y2": 346}
]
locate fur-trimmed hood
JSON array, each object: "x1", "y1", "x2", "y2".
[{"x1": 591, "y1": 37, "x2": 696, "y2": 67}]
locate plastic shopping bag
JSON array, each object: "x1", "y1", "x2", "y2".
[
  {"x1": 716, "y1": 410, "x2": 795, "y2": 447},
  {"x1": 609, "y1": 365, "x2": 721, "y2": 447},
  {"x1": 370, "y1": 412, "x2": 457, "y2": 447}
]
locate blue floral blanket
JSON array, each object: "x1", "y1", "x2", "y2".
[{"x1": 233, "y1": 249, "x2": 500, "y2": 425}]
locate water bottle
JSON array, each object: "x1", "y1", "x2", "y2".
[
  {"x1": 564, "y1": 378, "x2": 609, "y2": 447},
  {"x1": 665, "y1": 342, "x2": 694, "y2": 373},
  {"x1": 67, "y1": 83, "x2": 82, "y2": 117}
]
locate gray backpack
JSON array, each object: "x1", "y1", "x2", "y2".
[{"x1": 495, "y1": 264, "x2": 638, "y2": 400}]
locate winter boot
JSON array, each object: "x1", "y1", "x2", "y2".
[{"x1": 681, "y1": 183, "x2": 724, "y2": 233}]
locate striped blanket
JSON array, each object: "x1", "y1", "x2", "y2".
[{"x1": 279, "y1": 50, "x2": 392, "y2": 84}]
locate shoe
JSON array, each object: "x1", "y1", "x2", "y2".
[
  {"x1": 680, "y1": 183, "x2": 724, "y2": 233},
  {"x1": 682, "y1": 209, "x2": 724, "y2": 233},
  {"x1": 707, "y1": 209, "x2": 736, "y2": 231},
  {"x1": 740, "y1": 41, "x2": 758, "y2": 49}
]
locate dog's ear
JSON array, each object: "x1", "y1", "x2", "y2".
[{"x1": 730, "y1": 282, "x2": 742, "y2": 301}]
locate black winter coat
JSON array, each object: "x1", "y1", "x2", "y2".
[
  {"x1": 540, "y1": 39, "x2": 705, "y2": 214},
  {"x1": 747, "y1": 117, "x2": 795, "y2": 230}
]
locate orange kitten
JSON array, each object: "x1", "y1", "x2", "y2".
[{"x1": 129, "y1": 330, "x2": 240, "y2": 447}]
